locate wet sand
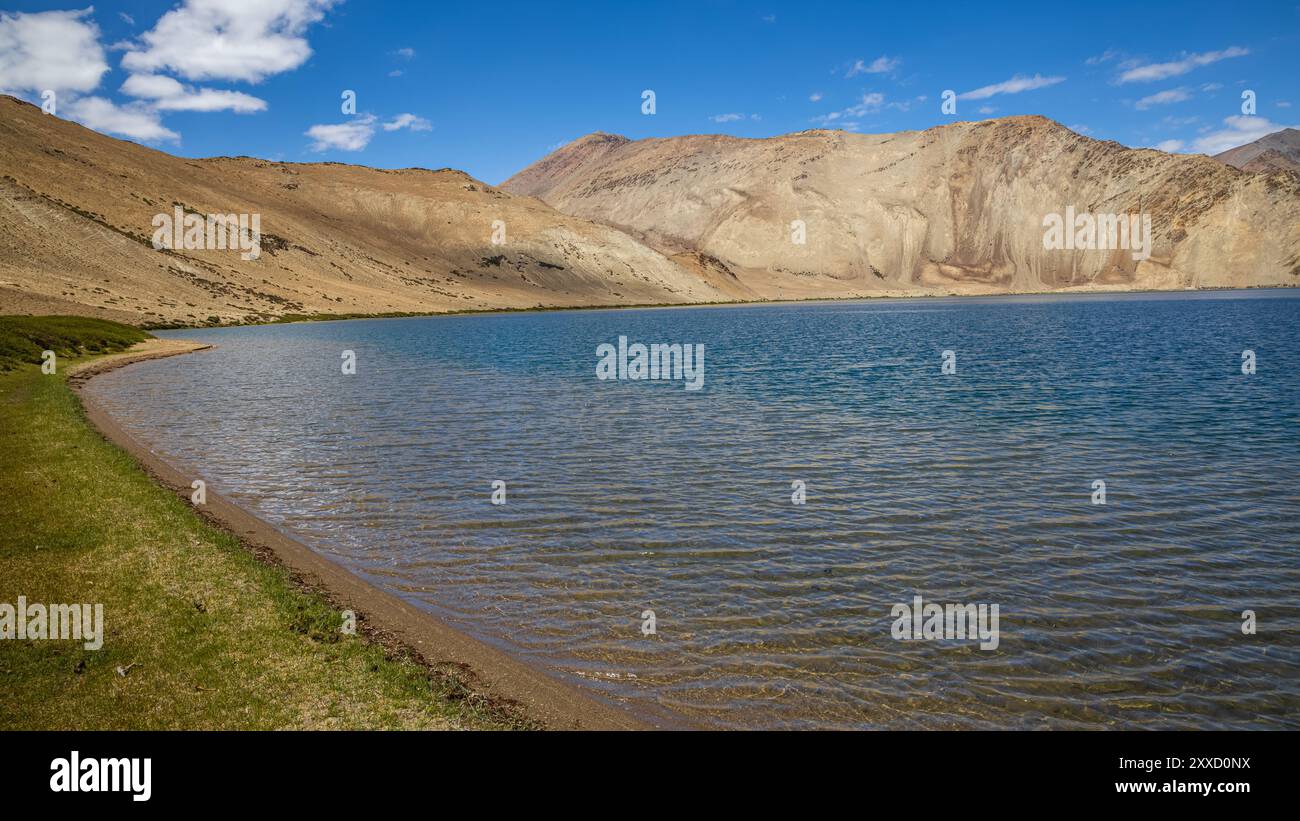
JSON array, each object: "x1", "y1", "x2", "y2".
[{"x1": 70, "y1": 340, "x2": 649, "y2": 730}]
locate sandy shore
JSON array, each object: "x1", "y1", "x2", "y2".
[{"x1": 70, "y1": 340, "x2": 650, "y2": 730}]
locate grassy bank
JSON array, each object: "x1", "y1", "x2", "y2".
[
  {"x1": 0, "y1": 315, "x2": 150, "y2": 371},
  {"x1": 0, "y1": 318, "x2": 520, "y2": 729}
]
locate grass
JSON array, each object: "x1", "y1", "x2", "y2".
[
  {"x1": 0, "y1": 315, "x2": 151, "y2": 371},
  {"x1": 0, "y1": 317, "x2": 525, "y2": 729}
]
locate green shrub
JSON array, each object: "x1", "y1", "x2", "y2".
[{"x1": 0, "y1": 316, "x2": 150, "y2": 371}]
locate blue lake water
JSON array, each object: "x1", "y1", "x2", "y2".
[{"x1": 88, "y1": 290, "x2": 1300, "y2": 728}]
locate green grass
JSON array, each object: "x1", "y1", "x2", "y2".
[
  {"x1": 0, "y1": 318, "x2": 525, "y2": 729},
  {"x1": 0, "y1": 315, "x2": 151, "y2": 372}
]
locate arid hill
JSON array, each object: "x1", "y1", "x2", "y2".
[
  {"x1": 0, "y1": 95, "x2": 729, "y2": 326},
  {"x1": 1214, "y1": 128, "x2": 1300, "y2": 174},
  {"x1": 4, "y1": 98, "x2": 1297, "y2": 327},
  {"x1": 504, "y1": 118, "x2": 1300, "y2": 297}
]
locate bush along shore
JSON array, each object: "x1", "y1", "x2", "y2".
[{"x1": 0, "y1": 316, "x2": 530, "y2": 729}]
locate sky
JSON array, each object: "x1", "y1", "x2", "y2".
[{"x1": 1, "y1": 0, "x2": 1298, "y2": 184}]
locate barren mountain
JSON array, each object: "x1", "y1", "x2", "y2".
[
  {"x1": 504, "y1": 118, "x2": 1300, "y2": 297},
  {"x1": 4, "y1": 97, "x2": 1297, "y2": 328},
  {"x1": 0, "y1": 95, "x2": 728, "y2": 326},
  {"x1": 1215, "y1": 128, "x2": 1300, "y2": 174}
]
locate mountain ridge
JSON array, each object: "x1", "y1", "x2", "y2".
[
  {"x1": 503, "y1": 116, "x2": 1300, "y2": 298},
  {"x1": 0, "y1": 95, "x2": 730, "y2": 326},
  {"x1": 1214, "y1": 128, "x2": 1300, "y2": 174},
  {"x1": 3, "y1": 97, "x2": 1297, "y2": 327}
]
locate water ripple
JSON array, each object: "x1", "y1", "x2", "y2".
[{"x1": 87, "y1": 291, "x2": 1300, "y2": 729}]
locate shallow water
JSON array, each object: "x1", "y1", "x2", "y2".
[{"x1": 89, "y1": 291, "x2": 1300, "y2": 728}]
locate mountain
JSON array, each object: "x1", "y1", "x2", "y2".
[
  {"x1": 0, "y1": 95, "x2": 728, "y2": 326},
  {"x1": 1215, "y1": 128, "x2": 1300, "y2": 174},
  {"x1": 4, "y1": 99, "x2": 1297, "y2": 328},
  {"x1": 503, "y1": 117, "x2": 1300, "y2": 297}
]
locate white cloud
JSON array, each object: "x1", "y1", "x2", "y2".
[
  {"x1": 388, "y1": 69, "x2": 403, "y2": 77},
  {"x1": 1201, "y1": 82, "x2": 1223, "y2": 92},
  {"x1": 394, "y1": 47, "x2": 415, "y2": 59},
  {"x1": 1117, "y1": 46, "x2": 1248, "y2": 84},
  {"x1": 64, "y1": 96, "x2": 178, "y2": 142},
  {"x1": 118, "y1": 72, "x2": 183, "y2": 97},
  {"x1": 306, "y1": 114, "x2": 377, "y2": 151},
  {"x1": 122, "y1": 0, "x2": 337, "y2": 83},
  {"x1": 1086, "y1": 49, "x2": 1118, "y2": 66},
  {"x1": 809, "y1": 91, "x2": 822, "y2": 102},
  {"x1": 1192, "y1": 115, "x2": 1296, "y2": 154},
  {"x1": 383, "y1": 112, "x2": 431, "y2": 132},
  {"x1": 885, "y1": 95, "x2": 926, "y2": 113},
  {"x1": 977, "y1": 105, "x2": 996, "y2": 114},
  {"x1": 1153, "y1": 139, "x2": 1184, "y2": 152},
  {"x1": 846, "y1": 56, "x2": 899, "y2": 77},
  {"x1": 119, "y1": 12, "x2": 135, "y2": 27},
  {"x1": 120, "y1": 73, "x2": 185, "y2": 98},
  {"x1": 959, "y1": 74, "x2": 1064, "y2": 100},
  {"x1": 710, "y1": 113, "x2": 744, "y2": 122},
  {"x1": 811, "y1": 92, "x2": 884, "y2": 127},
  {"x1": 1068, "y1": 123, "x2": 1091, "y2": 134},
  {"x1": 1135, "y1": 87, "x2": 1191, "y2": 110},
  {"x1": 1, "y1": 3, "x2": 334, "y2": 145},
  {"x1": 855, "y1": 92, "x2": 884, "y2": 110},
  {"x1": 1278, "y1": 101, "x2": 1292, "y2": 108},
  {"x1": 121, "y1": 73, "x2": 266, "y2": 113},
  {"x1": 157, "y1": 89, "x2": 265, "y2": 112},
  {"x1": 0, "y1": 8, "x2": 108, "y2": 93}
]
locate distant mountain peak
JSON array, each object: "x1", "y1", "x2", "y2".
[
  {"x1": 574, "y1": 131, "x2": 630, "y2": 144},
  {"x1": 1214, "y1": 127, "x2": 1300, "y2": 173}
]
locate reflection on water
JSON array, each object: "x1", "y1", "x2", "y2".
[{"x1": 88, "y1": 291, "x2": 1300, "y2": 728}]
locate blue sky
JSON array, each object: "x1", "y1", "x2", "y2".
[{"x1": 2, "y1": 0, "x2": 1297, "y2": 183}]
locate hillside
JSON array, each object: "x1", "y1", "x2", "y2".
[
  {"x1": 1215, "y1": 128, "x2": 1300, "y2": 174},
  {"x1": 0, "y1": 95, "x2": 729, "y2": 326},
  {"x1": 503, "y1": 118, "x2": 1300, "y2": 297},
  {"x1": 4, "y1": 96, "x2": 1297, "y2": 327}
]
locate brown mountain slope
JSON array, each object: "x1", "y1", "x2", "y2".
[
  {"x1": 1215, "y1": 128, "x2": 1300, "y2": 173},
  {"x1": 0, "y1": 95, "x2": 730, "y2": 326},
  {"x1": 1237, "y1": 149, "x2": 1300, "y2": 175},
  {"x1": 503, "y1": 118, "x2": 1300, "y2": 296}
]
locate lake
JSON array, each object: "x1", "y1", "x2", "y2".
[{"x1": 87, "y1": 290, "x2": 1300, "y2": 728}]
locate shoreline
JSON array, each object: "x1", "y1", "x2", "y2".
[
  {"x1": 70, "y1": 341, "x2": 653, "y2": 731},
  {"x1": 142, "y1": 284, "x2": 1300, "y2": 331}
]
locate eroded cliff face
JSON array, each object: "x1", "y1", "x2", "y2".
[
  {"x1": 504, "y1": 117, "x2": 1300, "y2": 298},
  {"x1": 0, "y1": 95, "x2": 728, "y2": 326}
]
